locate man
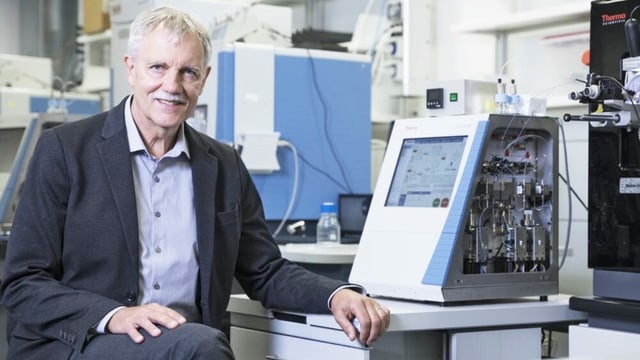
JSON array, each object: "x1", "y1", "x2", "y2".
[{"x1": 0, "y1": 6, "x2": 389, "y2": 359}]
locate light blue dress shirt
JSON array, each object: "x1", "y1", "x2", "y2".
[
  {"x1": 125, "y1": 96, "x2": 201, "y2": 323},
  {"x1": 96, "y1": 96, "x2": 201, "y2": 332}
]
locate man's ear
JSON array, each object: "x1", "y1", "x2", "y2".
[
  {"x1": 199, "y1": 66, "x2": 212, "y2": 95},
  {"x1": 124, "y1": 55, "x2": 136, "y2": 87}
]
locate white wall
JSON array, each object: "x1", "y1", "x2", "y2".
[
  {"x1": 433, "y1": 0, "x2": 502, "y2": 81},
  {"x1": 322, "y1": 0, "x2": 371, "y2": 33},
  {"x1": 0, "y1": 2, "x2": 20, "y2": 55}
]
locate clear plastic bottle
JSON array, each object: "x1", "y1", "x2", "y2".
[{"x1": 316, "y1": 202, "x2": 341, "y2": 245}]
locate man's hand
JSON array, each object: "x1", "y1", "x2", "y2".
[
  {"x1": 330, "y1": 289, "x2": 390, "y2": 346},
  {"x1": 107, "y1": 303, "x2": 187, "y2": 343}
]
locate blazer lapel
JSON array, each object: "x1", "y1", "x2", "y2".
[
  {"x1": 97, "y1": 102, "x2": 140, "y2": 268},
  {"x1": 186, "y1": 128, "x2": 218, "y2": 293}
]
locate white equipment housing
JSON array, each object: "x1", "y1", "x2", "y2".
[{"x1": 350, "y1": 113, "x2": 559, "y2": 303}]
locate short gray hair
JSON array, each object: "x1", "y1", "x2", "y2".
[{"x1": 128, "y1": 6, "x2": 212, "y2": 65}]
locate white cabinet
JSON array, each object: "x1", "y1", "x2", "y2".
[
  {"x1": 569, "y1": 325, "x2": 640, "y2": 359},
  {"x1": 452, "y1": 2, "x2": 590, "y2": 34},
  {"x1": 452, "y1": 1, "x2": 591, "y2": 109},
  {"x1": 231, "y1": 327, "x2": 370, "y2": 360},
  {"x1": 451, "y1": 1, "x2": 590, "y2": 67}
]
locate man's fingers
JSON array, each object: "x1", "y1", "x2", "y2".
[
  {"x1": 138, "y1": 319, "x2": 162, "y2": 338},
  {"x1": 330, "y1": 289, "x2": 391, "y2": 346},
  {"x1": 358, "y1": 301, "x2": 391, "y2": 345},
  {"x1": 378, "y1": 305, "x2": 391, "y2": 329},
  {"x1": 108, "y1": 304, "x2": 186, "y2": 343},
  {"x1": 127, "y1": 325, "x2": 145, "y2": 344},
  {"x1": 145, "y1": 303, "x2": 187, "y2": 328}
]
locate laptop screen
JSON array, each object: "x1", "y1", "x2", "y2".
[{"x1": 338, "y1": 194, "x2": 372, "y2": 236}]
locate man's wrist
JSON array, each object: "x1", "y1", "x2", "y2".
[
  {"x1": 327, "y1": 285, "x2": 365, "y2": 310},
  {"x1": 96, "y1": 306, "x2": 126, "y2": 334}
]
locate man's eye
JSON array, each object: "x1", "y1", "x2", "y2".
[{"x1": 184, "y1": 69, "x2": 198, "y2": 77}]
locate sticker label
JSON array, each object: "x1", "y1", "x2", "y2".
[{"x1": 620, "y1": 178, "x2": 640, "y2": 194}]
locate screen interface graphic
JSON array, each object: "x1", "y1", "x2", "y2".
[{"x1": 385, "y1": 136, "x2": 467, "y2": 208}]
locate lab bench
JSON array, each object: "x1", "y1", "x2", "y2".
[{"x1": 227, "y1": 293, "x2": 587, "y2": 360}]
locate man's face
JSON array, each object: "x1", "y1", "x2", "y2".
[{"x1": 125, "y1": 25, "x2": 210, "y2": 132}]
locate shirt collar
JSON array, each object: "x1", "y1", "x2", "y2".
[{"x1": 124, "y1": 95, "x2": 190, "y2": 159}]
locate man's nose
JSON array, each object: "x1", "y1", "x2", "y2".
[{"x1": 163, "y1": 70, "x2": 183, "y2": 93}]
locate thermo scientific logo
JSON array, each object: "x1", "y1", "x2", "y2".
[{"x1": 601, "y1": 12, "x2": 627, "y2": 26}]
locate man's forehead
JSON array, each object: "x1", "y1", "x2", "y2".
[{"x1": 139, "y1": 28, "x2": 205, "y2": 63}]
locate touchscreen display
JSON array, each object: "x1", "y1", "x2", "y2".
[{"x1": 385, "y1": 136, "x2": 467, "y2": 207}]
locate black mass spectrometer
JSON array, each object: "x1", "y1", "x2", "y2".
[{"x1": 566, "y1": 0, "x2": 640, "y2": 332}]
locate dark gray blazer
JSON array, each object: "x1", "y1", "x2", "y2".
[{"x1": 0, "y1": 98, "x2": 344, "y2": 359}]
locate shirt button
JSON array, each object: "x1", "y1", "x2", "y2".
[
  {"x1": 154, "y1": 211, "x2": 161, "y2": 218},
  {"x1": 153, "y1": 282, "x2": 160, "y2": 290},
  {"x1": 155, "y1": 246, "x2": 162, "y2": 253},
  {"x1": 153, "y1": 175, "x2": 160, "y2": 183}
]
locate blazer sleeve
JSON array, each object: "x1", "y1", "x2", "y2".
[
  {"x1": 230, "y1": 151, "x2": 347, "y2": 314},
  {"x1": 0, "y1": 129, "x2": 126, "y2": 352}
]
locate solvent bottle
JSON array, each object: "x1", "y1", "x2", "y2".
[{"x1": 316, "y1": 202, "x2": 341, "y2": 245}]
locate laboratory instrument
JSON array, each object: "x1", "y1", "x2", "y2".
[{"x1": 350, "y1": 113, "x2": 559, "y2": 303}]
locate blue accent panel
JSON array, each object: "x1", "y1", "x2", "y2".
[
  {"x1": 29, "y1": 97, "x2": 101, "y2": 115},
  {"x1": 422, "y1": 120, "x2": 489, "y2": 286},
  {"x1": 216, "y1": 49, "x2": 371, "y2": 220},
  {"x1": 215, "y1": 51, "x2": 235, "y2": 141},
  {"x1": 0, "y1": 117, "x2": 38, "y2": 221}
]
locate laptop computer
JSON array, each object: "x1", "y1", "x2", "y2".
[{"x1": 338, "y1": 193, "x2": 372, "y2": 244}]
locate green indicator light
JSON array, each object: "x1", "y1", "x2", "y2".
[{"x1": 450, "y1": 93, "x2": 458, "y2": 102}]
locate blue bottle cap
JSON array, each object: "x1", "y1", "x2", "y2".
[{"x1": 320, "y1": 202, "x2": 337, "y2": 213}]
